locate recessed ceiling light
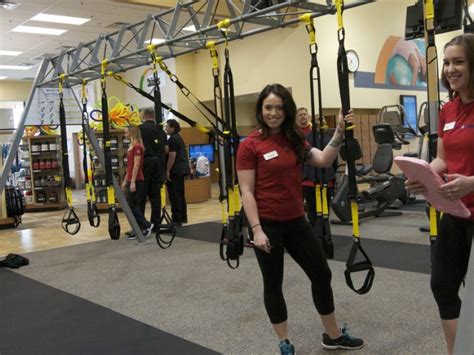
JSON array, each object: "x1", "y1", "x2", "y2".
[
  {"x1": 183, "y1": 25, "x2": 196, "y2": 32},
  {"x1": 0, "y1": 65, "x2": 33, "y2": 70},
  {"x1": 0, "y1": 50, "x2": 22, "y2": 56},
  {"x1": 0, "y1": 1, "x2": 19, "y2": 11},
  {"x1": 31, "y1": 13, "x2": 90, "y2": 26},
  {"x1": 12, "y1": 25, "x2": 67, "y2": 36},
  {"x1": 470, "y1": 4, "x2": 474, "y2": 15},
  {"x1": 144, "y1": 38, "x2": 166, "y2": 45},
  {"x1": 0, "y1": 76, "x2": 8, "y2": 80}
]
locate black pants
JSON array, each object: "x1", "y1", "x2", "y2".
[
  {"x1": 138, "y1": 158, "x2": 163, "y2": 226},
  {"x1": 253, "y1": 217, "x2": 334, "y2": 324},
  {"x1": 166, "y1": 173, "x2": 187, "y2": 223},
  {"x1": 303, "y1": 185, "x2": 334, "y2": 227},
  {"x1": 126, "y1": 180, "x2": 150, "y2": 230},
  {"x1": 431, "y1": 214, "x2": 473, "y2": 320}
]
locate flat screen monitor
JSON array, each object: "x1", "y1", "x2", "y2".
[
  {"x1": 188, "y1": 143, "x2": 215, "y2": 163},
  {"x1": 400, "y1": 95, "x2": 418, "y2": 133},
  {"x1": 404, "y1": 0, "x2": 462, "y2": 40}
]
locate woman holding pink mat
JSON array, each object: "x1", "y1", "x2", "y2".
[{"x1": 405, "y1": 33, "x2": 474, "y2": 355}]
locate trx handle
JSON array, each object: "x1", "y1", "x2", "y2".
[
  {"x1": 101, "y1": 60, "x2": 121, "y2": 240},
  {"x1": 61, "y1": 203, "x2": 81, "y2": 235},
  {"x1": 344, "y1": 240, "x2": 375, "y2": 295},
  {"x1": 59, "y1": 75, "x2": 81, "y2": 235},
  {"x1": 336, "y1": 0, "x2": 374, "y2": 293},
  {"x1": 155, "y1": 186, "x2": 176, "y2": 249},
  {"x1": 81, "y1": 81, "x2": 100, "y2": 228}
]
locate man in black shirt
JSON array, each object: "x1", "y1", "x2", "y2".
[
  {"x1": 137, "y1": 108, "x2": 168, "y2": 230},
  {"x1": 165, "y1": 119, "x2": 190, "y2": 225}
]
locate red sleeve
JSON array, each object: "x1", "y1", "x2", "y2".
[
  {"x1": 132, "y1": 145, "x2": 143, "y2": 157},
  {"x1": 236, "y1": 139, "x2": 257, "y2": 170}
]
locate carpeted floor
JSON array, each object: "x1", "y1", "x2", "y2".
[{"x1": 0, "y1": 217, "x2": 448, "y2": 354}]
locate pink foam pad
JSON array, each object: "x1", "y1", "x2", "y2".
[{"x1": 394, "y1": 156, "x2": 471, "y2": 219}]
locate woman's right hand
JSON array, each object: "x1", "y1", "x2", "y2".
[
  {"x1": 405, "y1": 178, "x2": 426, "y2": 194},
  {"x1": 253, "y1": 229, "x2": 272, "y2": 253}
]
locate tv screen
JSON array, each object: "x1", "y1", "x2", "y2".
[
  {"x1": 188, "y1": 144, "x2": 215, "y2": 163},
  {"x1": 400, "y1": 95, "x2": 418, "y2": 133},
  {"x1": 404, "y1": 0, "x2": 462, "y2": 40}
]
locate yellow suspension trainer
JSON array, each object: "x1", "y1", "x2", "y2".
[
  {"x1": 58, "y1": 74, "x2": 81, "y2": 235},
  {"x1": 300, "y1": 13, "x2": 334, "y2": 259},
  {"x1": 335, "y1": 0, "x2": 374, "y2": 294},
  {"x1": 101, "y1": 60, "x2": 121, "y2": 240},
  {"x1": 80, "y1": 80, "x2": 100, "y2": 228}
]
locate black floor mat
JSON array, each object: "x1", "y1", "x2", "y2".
[
  {"x1": 177, "y1": 222, "x2": 431, "y2": 275},
  {"x1": 0, "y1": 269, "x2": 218, "y2": 355}
]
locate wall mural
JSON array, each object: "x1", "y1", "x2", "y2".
[{"x1": 354, "y1": 35, "x2": 446, "y2": 92}]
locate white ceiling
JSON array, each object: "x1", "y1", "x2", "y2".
[{"x1": 0, "y1": 0, "x2": 168, "y2": 81}]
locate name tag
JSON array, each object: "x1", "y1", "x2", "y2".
[
  {"x1": 263, "y1": 150, "x2": 278, "y2": 160},
  {"x1": 443, "y1": 121, "x2": 455, "y2": 131}
]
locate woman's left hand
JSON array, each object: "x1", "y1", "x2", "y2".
[
  {"x1": 130, "y1": 181, "x2": 136, "y2": 193},
  {"x1": 437, "y1": 174, "x2": 474, "y2": 201},
  {"x1": 336, "y1": 109, "x2": 354, "y2": 133}
]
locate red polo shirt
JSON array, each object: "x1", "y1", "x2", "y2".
[
  {"x1": 126, "y1": 144, "x2": 145, "y2": 182},
  {"x1": 438, "y1": 96, "x2": 474, "y2": 220},
  {"x1": 237, "y1": 130, "x2": 306, "y2": 221}
]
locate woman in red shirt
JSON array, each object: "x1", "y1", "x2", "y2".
[
  {"x1": 406, "y1": 34, "x2": 474, "y2": 355},
  {"x1": 121, "y1": 125, "x2": 153, "y2": 239},
  {"x1": 237, "y1": 83, "x2": 363, "y2": 354}
]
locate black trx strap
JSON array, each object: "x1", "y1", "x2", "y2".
[
  {"x1": 213, "y1": 20, "x2": 245, "y2": 269},
  {"x1": 146, "y1": 46, "x2": 177, "y2": 249},
  {"x1": 58, "y1": 75, "x2": 81, "y2": 235},
  {"x1": 108, "y1": 72, "x2": 216, "y2": 135},
  {"x1": 81, "y1": 81, "x2": 100, "y2": 228},
  {"x1": 101, "y1": 60, "x2": 121, "y2": 240},
  {"x1": 335, "y1": 1, "x2": 374, "y2": 294},
  {"x1": 423, "y1": 0, "x2": 441, "y2": 259},
  {"x1": 301, "y1": 13, "x2": 334, "y2": 259}
]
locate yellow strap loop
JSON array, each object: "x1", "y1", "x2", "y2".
[
  {"x1": 81, "y1": 80, "x2": 87, "y2": 100},
  {"x1": 107, "y1": 186, "x2": 115, "y2": 205},
  {"x1": 299, "y1": 13, "x2": 316, "y2": 45},
  {"x1": 66, "y1": 187, "x2": 73, "y2": 207},
  {"x1": 351, "y1": 200, "x2": 359, "y2": 238},
  {"x1": 336, "y1": 0, "x2": 344, "y2": 30},
  {"x1": 425, "y1": 0, "x2": 434, "y2": 20},
  {"x1": 58, "y1": 74, "x2": 66, "y2": 93},
  {"x1": 101, "y1": 59, "x2": 109, "y2": 83},
  {"x1": 206, "y1": 41, "x2": 219, "y2": 69}
]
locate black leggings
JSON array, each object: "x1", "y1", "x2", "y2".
[
  {"x1": 254, "y1": 217, "x2": 334, "y2": 324},
  {"x1": 431, "y1": 214, "x2": 473, "y2": 320}
]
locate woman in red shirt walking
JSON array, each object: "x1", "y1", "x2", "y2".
[
  {"x1": 237, "y1": 83, "x2": 363, "y2": 354},
  {"x1": 122, "y1": 125, "x2": 153, "y2": 239}
]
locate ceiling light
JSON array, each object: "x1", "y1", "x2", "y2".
[
  {"x1": 0, "y1": 64, "x2": 33, "y2": 70},
  {"x1": 1, "y1": 1, "x2": 19, "y2": 11},
  {"x1": 0, "y1": 76, "x2": 8, "y2": 80},
  {"x1": 0, "y1": 50, "x2": 22, "y2": 56},
  {"x1": 31, "y1": 13, "x2": 90, "y2": 25},
  {"x1": 144, "y1": 38, "x2": 166, "y2": 45},
  {"x1": 12, "y1": 25, "x2": 67, "y2": 35},
  {"x1": 470, "y1": 4, "x2": 474, "y2": 15},
  {"x1": 183, "y1": 25, "x2": 196, "y2": 32}
]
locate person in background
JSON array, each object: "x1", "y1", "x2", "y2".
[
  {"x1": 237, "y1": 83, "x2": 364, "y2": 354},
  {"x1": 406, "y1": 33, "x2": 474, "y2": 355},
  {"x1": 136, "y1": 108, "x2": 168, "y2": 233},
  {"x1": 297, "y1": 107, "x2": 337, "y2": 227},
  {"x1": 165, "y1": 119, "x2": 190, "y2": 226},
  {"x1": 121, "y1": 125, "x2": 154, "y2": 239}
]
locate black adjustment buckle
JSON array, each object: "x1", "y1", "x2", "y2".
[
  {"x1": 108, "y1": 208, "x2": 120, "y2": 240},
  {"x1": 61, "y1": 207, "x2": 81, "y2": 235},
  {"x1": 344, "y1": 240, "x2": 375, "y2": 295},
  {"x1": 87, "y1": 202, "x2": 100, "y2": 228}
]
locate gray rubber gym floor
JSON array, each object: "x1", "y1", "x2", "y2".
[{"x1": 1, "y1": 208, "x2": 449, "y2": 354}]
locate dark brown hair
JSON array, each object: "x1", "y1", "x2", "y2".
[
  {"x1": 255, "y1": 84, "x2": 304, "y2": 162},
  {"x1": 441, "y1": 33, "x2": 474, "y2": 100}
]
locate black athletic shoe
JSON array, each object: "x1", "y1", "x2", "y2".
[
  {"x1": 321, "y1": 324, "x2": 364, "y2": 350},
  {"x1": 125, "y1": 230, "x2": 133, "y2": 236},
  {"x1": 126, "y1": 232, "x2": 136, "y2": 240},
  {"x1": 142, "y1": 223, "x2": 154, "y2": 239},
  {"x1": 279, "y1": 339, "x2": 295, "y2": 355}
]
